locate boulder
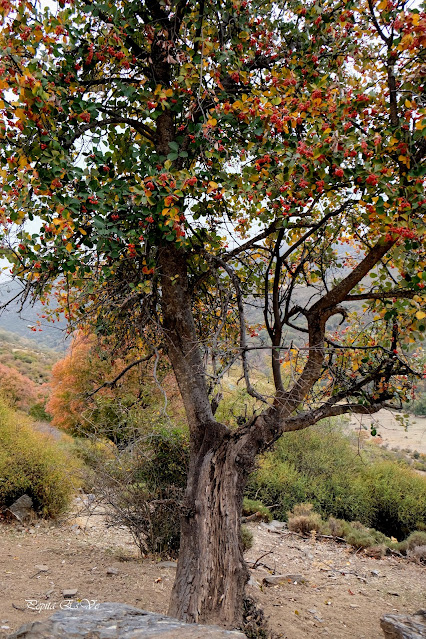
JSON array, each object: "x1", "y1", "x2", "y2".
[
  {"x1": 381, "y1": 610, "x2": 426, "y2": 639},
  {"x1": 6, "y1": 495, "x2": 34, "y2": 523},
  {"x1": 7, "y1": 602, "x2": 247, "y2": 638}
]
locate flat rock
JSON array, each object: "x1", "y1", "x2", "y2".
[
  {"x1": 6, "y1": 495, "x2": 34, "y2": 523},
  {"x1": 381, "y1": 611, "x2": 426, "y2": 638},
  {"x1": 106, "y1": 567, "x2": 119, "y2": 575},
  {"x1": 34, "y1": 565, "x2": 49, "y2": 573},
  {"x1": 269, "y1": 520, "x2": 286, "y2": 530},
  {"x1": 260, "y1": 522, "x2": 284, "y2": 534},
  {"x1": 262, "y1": 574, "x2": 308, "y2": 586},
  {"x1": 62, "y1": 589, "x2": 78, "y2": 598},
  {"x1": 6, "y1": 602, "x2": 247, "y2": 638},
  {"x1": 156, "y1": 561, "x2": 178, "y2": 569}
]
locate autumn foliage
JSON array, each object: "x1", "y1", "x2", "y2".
[
  {"x1": 47, "y1": 332, "x2": 184, "y2": 442},
  {"x1": 1, "y1": 0, "x2": 426, "y2": 627}
]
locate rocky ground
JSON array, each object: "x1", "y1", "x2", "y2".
[{"x1": 0, "y1": 500, "x2": 424, "y2": 639}]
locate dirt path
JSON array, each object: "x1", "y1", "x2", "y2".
[{"x1": 0, "y1": 513, "x2": 424, "y2": 639}]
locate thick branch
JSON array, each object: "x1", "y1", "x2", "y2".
[
  {"x1": 283, "y1": 401, "x2": 389, "y2": 433},
  {"x1": 345, "y1": 288, "x2": 417, "y2": 301},
  {"x1": 311, "y1": 238, "x2": 396, "y2": 314}
]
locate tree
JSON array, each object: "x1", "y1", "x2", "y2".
[
  {"x1": 46, "y1": 331, "x2": 183, "y2": 444},
  {"x1": 0, "y1": 0, "x2": 425, "y2": 629}
]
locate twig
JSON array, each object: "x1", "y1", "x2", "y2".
[{"x1": 251, "y1": 550, "x2": 273, "y2": 569}]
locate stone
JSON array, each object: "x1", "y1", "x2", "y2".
[
  {"x1": 262, "y1": 574, "x2": 308, "y2": 586},
  {"x1": 6, "y1": 602, "x2": 247, "y2": 638},
  {"x1": 260, "y1": 522, "x2": 285, "y2": 534},
  {"x1": 381, "y1": 610, "x2": 426, "y2": 638},
  {"x1": 62, "y1": 589, "x2": 78, "y2": 598},
  {"x1": 269, "y1": 520, "x2": 286, "y2": 530},
  {"x1": 247, "y1": 575, "x2": 260, "y2": 588},
  {"x1": 156, "y1": 561, "x2": 178, "y2": 569},
  {"x1": 6, "y1": 495, "x2": 34, "y2": 523},
  {"x1": 34, "y1": 565, "x2": 49, "y2": 573},
  {"x1": 106, "y1": 567, "x2": 119, "y2": 575}
]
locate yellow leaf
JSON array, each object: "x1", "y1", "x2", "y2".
[
  {"x1": 405, "y1": 99, "x2": 412, "y2": 109},
  {"x1": 416, "y1": 311, "x2": 426, "y2": 320},
  {"x1": 65, "y1": 243, "x2": 73, "y2": 252},
  {"x1": 78, "y1": 228, "x2": 87, "y2": 235}
]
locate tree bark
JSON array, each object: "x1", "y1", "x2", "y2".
[{"x1": 168, "y1": 432, "x2": 252, "y2": 628}]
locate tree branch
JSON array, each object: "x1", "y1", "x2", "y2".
[
  {"x1": 212, "y1": 256, "x2": 269, "y2": 404},
  {"x1": 86, "y1": 353, "x2": 154, "y2": 398},
  {"x1": 63, "y1": 117, "x2": 155, "y2": 150},
  {"x1": 283, "y1": 401, "x2": 389, "y2": 433},
  {"x1": 310, "y1": 238, "x2": 396, "y2": 314},
  {"x1": 345, "y1": 288, "x2": 417, "y2": 301}
]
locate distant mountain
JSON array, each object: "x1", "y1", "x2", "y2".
[{"x1": 0, "y1": 280, "x2": 68, "y2": 352}]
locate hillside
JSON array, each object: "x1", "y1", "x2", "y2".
[
  {"x1": 0, "y1": 280, "x2": 67, "y2": 351},
  {"x1": 0, "y1": 327, "x2": 59, "y2": 416}
]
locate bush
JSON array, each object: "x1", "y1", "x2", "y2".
[
  {"x1": 241, "y1": 524, "x2": 254, "y2": 551},
  {"x1": 287, "y1": 503, "x2": 324, "y2": 534},
  {"x1": 342, "y1": 521, "x2": 391, "y2": 549},
  {"x1": 326, "y1": 516, "x2": 347, "y2": 538},
  {"x1": 0, "y1": 398, "x2": 79, "y2": 517},
  {"x1": 405, "y1": 392, "x2": 426, "y2": 416},
  {"x1": 365, "y1": 462, "x2": 426, "y2": 538},
  {"x1": 242, "y1": 498, "x2": 272, "y2": 522},
  {"x1": 246, "y1": 420, "x2": 426, "y2": 539},
  {"x1": 77, "y1": 426, "x2": 189, "y2": 557},
  {"x1": 397, "y1": 530, "x2": 426, "y2": 553}
]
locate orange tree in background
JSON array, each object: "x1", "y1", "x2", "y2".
[
  {"x1": 47, "y1": 331, "x2": 184, "y2": 443},
  {"x1": 0, "y1": 0, "x2": 425, "y2": 628}
]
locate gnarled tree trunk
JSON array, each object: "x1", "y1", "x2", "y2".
[{"x1": 168, "y1": 431, "x2": 253, "y2": 627}]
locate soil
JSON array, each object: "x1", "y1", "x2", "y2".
[
  {"x1": 348, "y1": 410, "x2": 426, "y2": 456},
  {"x1": 0, "y1": 499, "x2": 424, "y2": 639}
]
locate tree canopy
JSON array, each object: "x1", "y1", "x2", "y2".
[{"x1": 1, "y1": 0, "x2": 426, "y2": 628}]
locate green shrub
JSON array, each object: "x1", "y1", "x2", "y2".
[
  {"x1": 241, "y1": 524, "x2": 254, "y2": 551},
  {"x1": 405, "y1": 392, "x2": 426, "y2": 416},
  {"x1": 242, "y1": 498, "x2": 272, "y2": 521},
  {"x1": 325, "y1": 516, "x2": 348, "y2": 538},
  {"x1": 365, "y1": 462, "x2": 426, "y2": 538},
  {"x1": 246, "y1": 420, "x2": 426, "y2": 539},
  {"x1": 397, "y1": 530, "x2": 426, "y2": 553},
  {"x1": 0, "y1": 399, "x2": 79, "y2": 517},
  {"x1": 341, "y1": 521, "x2": 392, "y2": 549}
]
